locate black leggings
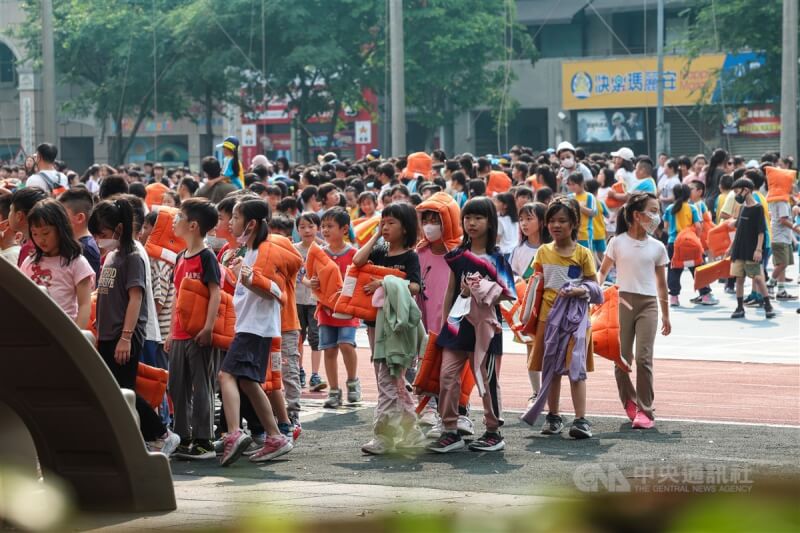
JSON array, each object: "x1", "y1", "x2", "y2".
[{"x1": 98, "y1": 338, "x2": 167, "y2": 441}]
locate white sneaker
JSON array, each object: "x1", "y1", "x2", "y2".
[
  {"x1": 361, "y1": 435, "x2": 394, "y2": 455},
  {"x1": 148, "y1": 430, "x2": 180, "y2": 457},
  {"x1": 418, "y1": 405, "x2": 440, "y2": 427},
  {"x1": 457, "y1": 415, "x2": 475, "y2": 436},
  {"x1": 425, "y1": 421, "x2": 443, "y2": 439}
]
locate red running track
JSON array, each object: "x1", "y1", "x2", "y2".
[{"x1": 300, "y1": 348, "x2": 800, "y2": 426}]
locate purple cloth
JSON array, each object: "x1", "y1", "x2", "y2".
[{"x1": 522, "y1": 280, "x2": 603, "y2": 426}]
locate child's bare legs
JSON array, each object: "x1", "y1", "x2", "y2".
[
  {"x1": 239, "y1": 380, "x2": 280, "y2": 436},
  {"x1": 735, "y1": 276, "x2": 746, "y2": 299},
  {"x1": 267, "y1": 390, "x2": 291, "y2": 424},
  {"x1": 219, "y1": 371, "x2": 243, "y2": 434},
  {"x1": 340, "y1": 343, "x2": 358, "y2": 382},
  {"x1": 546, "y1": 374, "x2": 586, "y2": 418},
  {"x1": 752, "y1": 273, "x2": 769, "y2": 297},
  {"x1": 529, "y1": 371, "x2": 541, "y2": 395},
  {"x1": 324, "y1": 347, "x2": 340, "y2": 389},
  {"x1": 311, "y1": 348, "x2": 322, "y2": 375}
]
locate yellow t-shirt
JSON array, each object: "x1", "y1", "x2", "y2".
[
  {"x1": 533, "y1": 242, "x2": 597, "y2": 321},
  {"x1": 592, "y1": 201, "x2": 608, "y2": 240},
  {"x1": 571, "y1": 191, "x2": 597, "y2": 242}
]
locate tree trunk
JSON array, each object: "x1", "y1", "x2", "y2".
[
  {"x1": 114, "y1": 116, "x2": 124, "y2": 166},
  {"x1": 324, "y1": 99, "x2": 342, "y2": 152},
  {"x1": 203, "y1": 85, "x2": 215, "y2": 157}
]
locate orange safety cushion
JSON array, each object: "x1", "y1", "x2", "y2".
[
  {"x1": 268, "y1": 234, "x2": 303, "y2": 332},
  {"x1": 333, "y1": 264, "x2": 406, "y2": 321},
  {"x1": 706, "y1": 222, "x2": 736, "y2": 258},
  {"x1": 413, "y1": 332, "x2": 474, "y2": 413},
  {"x1": 247, "y1": 240, "x2": 286, "y2": 305},
  {"x1": 671, "y1": 227, "x2": 704, "y2": 269},
  {"x1": 353, "y1": 215, "x2": 381, "y2": 247},
  {"x1": 589, "y1": 285, "x2": 631, "y2": 373},
  {"x1": 766, "y1": 167, "x2": 797, "y2": 203},
  {"x1": 499, "y1": 279, "x2": 533, "y2": 343},
  {"x1": 262, "y1": 337, "x2": 283, "y2": 393},
  {"x1": 415, "y1": 192, "x2": 463, "y2": 251},
  {"x1": 136, "y1": 363, "x2": 169, "y2": 410},
  {"x1": 305, "y1": 242, "x2": 343, "y2": 311},
  {"x1": 487, "y1": 170, "x2": 512, "y2": 196},
  {"x1": 605, "y1": 181, "x2": 627, "y2": 209},
  {"x1": 219, "y1": 264, "x2": 237, "y2": 296},
  {"x1": 145, "y1": 182, "x2": 170, "y2": 209},
  {"x1": 520, "y1": 270, "x2": 545, "y2": 336},
  {"x1": 694, "y1": 258, "x2": 732, "y2": 292},
  {"x1": 404, "y1": 152, "x2": 433, "y2": 179},
  {"x1": 144, "y1": 207, "x2": 186, "y2": 265},
  {"x1": 175, "y1": 278, "x2": 236, "y2": 349}
]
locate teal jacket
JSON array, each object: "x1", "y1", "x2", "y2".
[{"x1": 373, "y1": 275, "x2": 427, "y2": 377}]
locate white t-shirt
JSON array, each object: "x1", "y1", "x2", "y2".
[
  {"x1": 134, "y1": 241, "x2": 162, "y2": 342},
  {"x1": 234, "y1": 248, "x2": 281, "y2": 337},
  {"x1": 658, "y1": 176, "x2": 681, "y2": 204},
  {"x1": 510, "y1": 240, "x2": 539, "y2": 278},
  {"x1": 497, "y1": 215, "x2": 519, "y2": 255},
  {"x1": 605, "y1": 233, "x2": 669, "y2": 297},
  {"x1": 26, "y1": 170, "x2": 69, "y2": 194}
]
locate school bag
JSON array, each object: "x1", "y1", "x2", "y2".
[
  {"x1": 175, "y1": 277, "x2": 236, "y2": 349},
  {"x1": 333, "y1": 264, "x2": 407, "y2": 321}
]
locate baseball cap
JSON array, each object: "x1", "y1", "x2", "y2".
[{"x1": 610, "y1": 147, "x2": 635, "y2": 161}]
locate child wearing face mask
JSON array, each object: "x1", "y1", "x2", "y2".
[{"x1": 598, "y1": 193, "x2": 671, "y2": 430}]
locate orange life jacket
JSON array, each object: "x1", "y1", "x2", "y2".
[
  {"x1": 520, "y1": 269, "x2": 545, "y2": 336},
  {"x1": 144, "y1": 207, "x2": 186, "y2": 265},
  {"x1": 694, "y1": 258, "x2": 731, "y2": 291},
  {"x1": 261, "y1": 337, "x2": 283, "y2": 393},
  {"x1": 699, "y1": 209, "x2": 714, "y2": 251},
  {"x1": 353, "y1": 215, "x2": 381, "y2": 247},
  {"x1": 268, "y1": 234, "x2": 303, "y2": 332},
  {"x1": 589, "y1": 285, "x2": 631, "y2": 372},
  {"x1": 136, "y1": 363, "x2": 169, "y2": 409},
  {"x1": 413, "y1": 332, "x2": 474, "y2": 414},
  {"x1": 144, "y1": 182, "x2": 170, "y2": 209},
  {"x1": 247, "y1": 240, "x2": 286, "y2": 305},
  {"x1": 605, "y1": 181, "x2": 627, "y2": 209},
  {"x1": 671, "y1": 227, "x2": 704, "y2": 269},
  {"x1": 486, "y1": 170, "x2": 512, "y2": 196},
  {"x1": 333, "y1": 264, "x2": 406, "y2": 321},
  {"x1": 415, "y1": 192, "x2": 463, "y2": 251},
  {"x1": 765, "y1": 167, "x2": 797, "y2": 203},
  {"x1": 175, "y1": 277, "x2": 236, "y2": 349},
  {"x1": 705, "y1": 222, "x2": 736, "y2": 259},
  {"x1": 305, "y1": 242, "x2": 343, "y2": 311}
]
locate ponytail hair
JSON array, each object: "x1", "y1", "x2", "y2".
[
  {"x1": 671, "y1": 183, "x2": 691, "y2": 217},
  {"x1": 234, "y1": 198, "x2": 270, "y2": 250},
  {"x1": 88, "y1": 197, "x2": 136, "y2": 255},
  {"x1": 616, "y1": 192, "x2": 657, "y2": 235}
]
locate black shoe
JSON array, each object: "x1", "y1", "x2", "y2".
[
  {"x1": 569, "y1": 418, "x2": 593, "y2": 439},
  {"x1": 731, "y1": 308, "x2": 745, "y2": 319},
  {"x1": 299, "y1": 367, "x2": 306, "y2": 388},
  {"x1": 690, "y1": 295, "x2": 703, "y2": 304},
  {"x1": 775, "y1": 290, "x2": 798, "y2": 301},
  {"x1": 765, "y1": 307, "x2": 776, "y2": 319},
  {"x1": 468, "y1": 431, "x2": 505, "y2": 452},
  {"x1": 176, "y1": 440, "x2": 216, "y2": 460},
  {"x1": 541, "y1": 413, "x2": 564, "y2": 435},
  {"x1": 426, "y1": 432, "x2": 465, "y2": 453}
]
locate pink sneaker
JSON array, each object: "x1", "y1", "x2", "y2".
[
  {"x1": 624, "y1": 400, "x2": 637, "y2": 422},
  {"x1": 631, "y1": 411, "x2": 655, "y2": 429},
  {"x1": 249, "y1": 435, "x2": 293, "y2": 463},
  {"x1": 220, "y1": 429, "x2": 252, "y2": 467}
]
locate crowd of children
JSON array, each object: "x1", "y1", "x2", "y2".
[{"x1": 0, "y1": 140, "x2": 797, "y2": 462}]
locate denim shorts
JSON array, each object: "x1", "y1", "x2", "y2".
[{"x1": 318, "y1": 325, "x2": 357, "y2": 349}]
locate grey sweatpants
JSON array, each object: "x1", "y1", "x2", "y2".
[
  {"x1": 168, "y1": 339, "x2": 215, "y2": 441},
  {"x1": 281, "y1": 330, "x2": 301, "y2": 419},
  {"x1": 616, "y1": 291, "x2": 658, "y2": 420}
]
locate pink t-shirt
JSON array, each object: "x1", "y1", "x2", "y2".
[
  {"x1": 416, "y1": 247, "x2": 449, "y2": 333},
  {"x1": 21, "y1": 254, "x2": 95, "y2": 320}
]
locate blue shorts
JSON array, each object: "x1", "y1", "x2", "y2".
[
  {"x1": 318, "y1": 325, "x2": 357, "y2": 350},
  {"x1": 592, "y1": 239, "x2": 607, "y2": 253},
  {"x1": 578, "y1": 239, "x2": 593, "y2": 251}
]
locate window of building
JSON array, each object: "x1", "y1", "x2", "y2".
[
  {"x1": 529, "y1": 23, "x2": 585, "y2": 58},
  {"x1": 0, "y1": 43, "x2": 17, "y2": 86}
]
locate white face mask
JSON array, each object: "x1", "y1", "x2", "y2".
[
  {"x1": 561, "y1": 157, "x2": 575, "y2": 169},
  {"x1": 422, "y1": 224, "x2": 442, "y2": 242},
  {"x1": 96, "y1": 238, "x2": 119, "y2": 251},
  {"x1": 641, "y1": 212, "x2": 661, "y2": 235}
]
